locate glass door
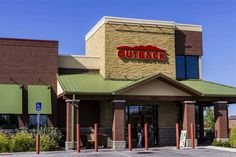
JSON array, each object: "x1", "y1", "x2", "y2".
[
  {"x1": 125, "y1": 105, "x2": 158, "y2": 147},
  {"x1": 129, "y1": 115, "x2": 142, "y2": 147}
]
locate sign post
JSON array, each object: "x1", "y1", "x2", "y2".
[
  {"x1": 35, "y1": 102, "x2": 42, "y2": 154},
  {"x1": 179, "y1": 130, "x2": 187, "y2": 148}
]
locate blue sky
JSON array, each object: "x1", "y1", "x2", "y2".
[{"x1": 0, "y1": 0, "x2": 236, "y2": 115}]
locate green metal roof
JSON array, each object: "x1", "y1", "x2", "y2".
[
  {"x1": 179, "y1": 80, "x2": 236, "y2": 97},
  {"x1": 58, "y1": 73, "x2": 236, "y2": 97},
  {"x1": 58, "y1": 74, "x2": 134, "y2": 95}
]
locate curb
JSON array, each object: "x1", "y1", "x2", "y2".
[{"x1": 204, "y1": 146, "x2": 236, "y2": 152}]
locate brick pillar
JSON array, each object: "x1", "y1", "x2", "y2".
[
  {"x1": 183, "y1": 101, "x2": 197, "y2": 147},
  {"x1": 65, "y1": 102, "x2": 73, "y2": 150},
  {"x1": 112, "y1": 100, "x2": 126, "y2": 149},
  {"x1": 214, "y1": 101, "x2": 229, "y2": 142}
]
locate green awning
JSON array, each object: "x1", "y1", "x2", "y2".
[
  {"x1": 0, "y1": 84, "x2": 22, "y2": 114},
  {"x1": 28, "y1": 85, "x2": 52, "y2": 114}
]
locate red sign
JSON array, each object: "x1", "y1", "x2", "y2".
[{"x1": 117, "y1": 45, "x2": 166, "y2": 61}]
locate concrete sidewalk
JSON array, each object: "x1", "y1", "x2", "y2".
[{"x1": 1, "y1": 146, "x2": 236, "y2": 157}]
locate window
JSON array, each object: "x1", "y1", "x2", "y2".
[
  {"x1": 0, "y1": 115, "x2": 18, "y2": 129},
  {"x1": 176, "y1": 55, "x2": 199, "y2": 79},
  {"x1": 176, "y1": 56, "x2": 186, "y2": 79},
  {"x1": 28, "y1": 115, "x2": 47, "y2": 129}
]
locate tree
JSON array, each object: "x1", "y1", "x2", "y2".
[{"x1": 204, "y1": 107, "x2": 215, "y2": 130}]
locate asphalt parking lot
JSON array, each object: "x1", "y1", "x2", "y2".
[{"x1": 1, "y1": 147, "x2": 236, "y2": 157}]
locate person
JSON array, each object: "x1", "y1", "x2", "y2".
[
  {"x1": 137, "y1": 122, "x2": 143, "y2": 148},
  {"x1": 148, "y1": 121, "x2": 154, "y2": 146}
]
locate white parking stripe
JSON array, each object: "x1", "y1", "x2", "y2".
[{"x1": 116, "y1": 152, "x2": 132, "y2": 157}]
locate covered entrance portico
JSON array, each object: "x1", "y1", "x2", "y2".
[{"x1": 58, "y1": 73, "x2": 236, "y2": 150}]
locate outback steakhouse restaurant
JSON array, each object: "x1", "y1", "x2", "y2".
[{"x1": 1, "y1": 16, "x2": 236, "y2": 150}]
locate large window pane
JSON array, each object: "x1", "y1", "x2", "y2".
[
  {"x1": 186, "y1": 56, "x2": 199, "y2": 79},
  {"x1": 0, "y1": 115, "x2": 18, "y2": 129},
  {"x1": 28, "y1": 115, "x2": 47, "y2": 129},
  {"x1": 176, "y1": 55, "x2": 186, "y2": 79}
]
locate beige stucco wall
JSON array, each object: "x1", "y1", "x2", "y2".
[
  {"x1": 57, "y1": 80, "x2": 64, "y2": 96},
  {"x1": 86, "y1": 25, "x2": 106, "y2": 77},
  {"x1": 86, "y1": 23, "x2": 176, "y2": 80},
  {"x1": 158, "y1": 102, "x2": 177, "y2": 127},
  {"x1": 58, "y1": 55, "x2": 100, "y2": 70},
  {"x1": 119, "y1": 79, "x2": 190, "y2": 96}
]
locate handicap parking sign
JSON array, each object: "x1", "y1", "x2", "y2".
[{"x1": 35, "y1": 102, "x2": 42, "y2": 111}]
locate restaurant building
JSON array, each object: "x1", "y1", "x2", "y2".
[{"x1": 1, "y1": 16, "x2": 236, "y2": 150}]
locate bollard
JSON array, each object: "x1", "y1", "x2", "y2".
[
  {"x1": 144, "y1": 123, "x2": 148, "y2": 150},
  {"x1": 128, "y1": 123, "x2": 132, "y2": 151},
  {"x1": 190, "y1": 123, "x2": 195, "y2": 149},
  {"x1": 36, "y1": 133, "x2": 40, "y2": 154},
  {"x1": 176, "y1": 123, "x2": 180, "y2": 149},
  {"x1": 76, "y1": 123, "x2": 80, "y2": 153},
  {"x1": 94, "y1": 123, "x2": 98, "y2": 152},
  {"x1": 76, "y1": 106, "x2": 80, "y2": 153}
]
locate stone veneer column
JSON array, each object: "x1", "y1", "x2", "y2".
[
  {"x1": 112, "y1": 100, "x2": 126, "y2": 149},
  {"x1": 183, "y1": 101, "x2": 197, "y2": 147},
  {"x1": 214, "y1": 101, "x2": 229, "y2": 142}
]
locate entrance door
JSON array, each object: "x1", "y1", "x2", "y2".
[
  {"x1": 144, "y1": 115, "x2": 153, "y2": 124},
  {"x1": 144, "y1": 115, "x2": 155, "y2": 146},
  {"x1": 126, "y1": 105, "x2": 158, "y2": 147},
  {"x1": 129, "y1": 115, "x2": 141, "y2": 147}
]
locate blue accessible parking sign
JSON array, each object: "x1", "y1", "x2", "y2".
[{"x1": 35, "y1": 102, "x2": 42, "y2": 112}]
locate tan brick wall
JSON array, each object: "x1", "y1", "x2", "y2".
[
  {"x1": 86, "y1": 25, "x2": 106, "y2": 77},
  {"x1": 105, "y1": 23, "x2": 176, "y2": 80},
  {"x1": 86, "y1": 23, "x2": 176, "y2": 80},
  {"x1": 100, "y1": 101, "x2": 113, "y2": 127},
  {"x1": 158, "y1": 102, "x2": 177, "y2": 127}
]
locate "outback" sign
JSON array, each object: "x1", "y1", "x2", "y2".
[{"x1": 117, "y1": 45, "x2": 166, "y2": 61}]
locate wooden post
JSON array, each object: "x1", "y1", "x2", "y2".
[
  {"x1": 144, "y1": 123, "x2": 148, "y2": 150},
  {"x1": 176, "y1": 123, "x2": 180, "y2": 149},
  {"x1": 191, "y1": 123, "x2": 195, "y2": 149},
  {"x1": 128, "y1": 123, "x2": 132, "y2": 151},
  {"x1": 76, "y1": 107, "x2": 80, "y2": 153},
  {"x1": 94, "y1": 123, "x2": 98, "y2": 152},
  {"x1": 36, "y1": 133, "x2": 40, "y2": 154}
]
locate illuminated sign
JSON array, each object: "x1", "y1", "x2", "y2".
[{"x1": 117, "y1": 45, "x2": 166, "y2": 61}]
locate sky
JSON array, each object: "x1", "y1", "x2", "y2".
[{"x1": 0, "y1": 0, "x2": 236, "y2": 115}]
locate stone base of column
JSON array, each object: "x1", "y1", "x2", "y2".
[
  {"x1": 214, "y1": 138, "x2": 229, "y2": 142},
  {"x1": 112, "y1": 141, "x2": 126, "y2": 150},
  {"x1": 65, "y1": 141, "x2": 75, "y2": 151},
  {"x1": 185, "y1": 139, "x2": 198, "y2": 147}
]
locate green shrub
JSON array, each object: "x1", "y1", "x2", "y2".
[
  {"x1": 9, "y1": 131, "x2": 35, "y2": 152},
  {"x1": 212, "y1": 139, "x2": 223, "y2": 146},
  {"x1": 222, "y1": 141, "x2": 231, "y2": 147},
  {"x1": 0, "y1": 133, "x2": 9, "y2": 152},
  {"x1": 212, "y1": 139, "x2": 231, "y2": 147},
  {"x1": 40, "y1": 127, "x2": 63, "y2": 147},
  {"x1": 40, "y1": 134, "x2": 58, "y2": 151},
  {"x1": 230, "y1": 127, "x2": 236, "y2": 148}
]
